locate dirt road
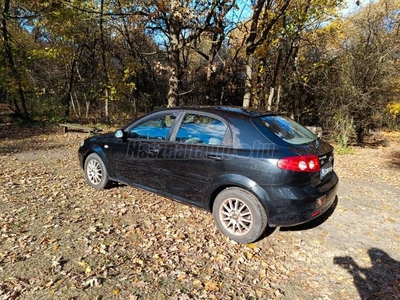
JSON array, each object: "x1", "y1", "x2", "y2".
[
  {"x1": 1, "y1": 125, "x2": 399, "y2": 299},
  {"x1": 274, "y1": 134, "x2": 400, "y2": 299}
]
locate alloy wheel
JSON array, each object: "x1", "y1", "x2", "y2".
[
  {"x1": 219, "y1": 197, "x2": 253, "y2": 236},
  {"x1": 87, "y1": 159, "x2": 102, "y2": 185}
]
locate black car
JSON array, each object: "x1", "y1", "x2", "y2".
[{"x1": 78, "y1": 106, "x2": 338, "y2": 243}]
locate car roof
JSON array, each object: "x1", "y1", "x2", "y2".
[
  {"x1": 122, "y1": 106, "x2": 280, "y2": 148},
  {"x1": 157, "y1": 106, "x2": 276, "y2": 119}
]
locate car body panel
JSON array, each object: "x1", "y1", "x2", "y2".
[
  {"x1": 160, "y1": 143, "x2": 232, "y2": 207},
  {"x1": 78, "y1": 106, "x2": 339, "y2": 229}
]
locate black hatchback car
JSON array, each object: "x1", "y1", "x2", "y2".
[{"x1": 78, "y1": 106, "x2": 338, "y2": 243}]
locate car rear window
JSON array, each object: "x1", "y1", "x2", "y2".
[{"x1": 255, "y1": 115, "x2": 317, "y2": 145}]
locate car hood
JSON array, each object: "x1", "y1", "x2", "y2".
[{"x1": 86, "y1": 132, "x2": 115, "y2": 143}]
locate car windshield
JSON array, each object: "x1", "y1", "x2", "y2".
[{"x1": 255, "y1": 115, "x2": 317, "y2": 145}]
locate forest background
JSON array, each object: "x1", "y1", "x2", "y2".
[{"x1": 1, "y1": 0, "x2": 399, "y2": 145}]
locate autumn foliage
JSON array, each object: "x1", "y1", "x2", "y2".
[{"x1": 1, "y1": 0, "x2": 399, "y2": 141}]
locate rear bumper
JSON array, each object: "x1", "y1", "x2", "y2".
[{"x1": 267, "y1": 171, "x2": 339, "y2": 227}]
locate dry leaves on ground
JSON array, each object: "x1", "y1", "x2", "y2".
[{"x1": 1, "y1": 124, "x2": 399, "y2": 300}]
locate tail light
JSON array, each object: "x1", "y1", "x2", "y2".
[{"x1": 277, "y1": 155, "x2": 320, "y2": 172}]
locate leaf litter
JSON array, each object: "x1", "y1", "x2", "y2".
[{"x1": 0, "y1": 125, "x2": 399, "y2": 299}]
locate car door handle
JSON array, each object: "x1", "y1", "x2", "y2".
[{"x1": 205, "y1": 154, "x2": 223, "y2": 161}]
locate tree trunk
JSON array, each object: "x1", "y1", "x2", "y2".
[
  {"x1": 62, "y1": 58, "x2": 78, "y2": 118},
  {"x1": 275, "y1": 85, "x2": 281, "y2": 111},
  {"x1": 268, "y1": 46, "x2": 284, "y2": 111},
  {"x1": 63, "y1": 44, "x2": 84, "y2": 118},
  {"x1": 167, "y1": 5, "x2": 181, "y2": 107},
  {"x1": 85, "y1": 94, "x2": 91, "y2": 119},
  {"x1": 243, "y1": 55, "x2": 253, "y2": 108},
  {"x1": 205, "y1": 17, "x2": 225, "y2": 105},
  {"x1": 100, "y1": 0, "x2": 110, "y2": 121},
  {"x1": 205, "y1": 60, "x2": 213, "y2": 105},
  {"x1": 167, "y1": 53, "x2": 179, "y2": 107},
  {"x1": 72, "y1": 92, "x2": 81, "y2": 117},
  {"x1": 290, "y1": 45, "x2": 300, "y2": 119},
  {"x1": 61, "y1": 96, "x2": 70, "y2": 118},
  {"x1": 220, "y1": 86, "x2": 225, "y2": 105},
  {"x1": 1, "y1": 0, "x2": 30, "y2": 120},
  {"x1": 267, "y1": 87, "x2": 275, "y2": 110},
  {"x1": 242, "y1": 0, "x2": 290, "y2": 108},
  {"x1": 242, "y1": 0, "x2": 265, "y2": 109}
]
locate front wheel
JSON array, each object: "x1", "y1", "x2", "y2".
[
  {"x1": 212, "y1": 187, "x2": 268, "y2": 244},
  {"x1": 84, "y1": 153, "x2": 110, "y2": 189}
]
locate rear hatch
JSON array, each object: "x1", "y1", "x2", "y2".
[
  {"x1": 314, "y1": 139, "x2": 334, "y2": 182},
  {"x1": 292, "y1": 138, "x2": 335, "y2": 183},
  {"x1": 252, "y1": 115, "x2": 334, "y2": 183}
]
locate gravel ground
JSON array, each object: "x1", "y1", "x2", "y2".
[{"x1": 0, "y1": 124, "x2": 399, "y2": 300}]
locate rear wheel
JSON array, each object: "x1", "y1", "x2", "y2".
[
  {"x1": 84, "y1": 153, "x2": 110, "y2": 189},
  {"x1": 213, "y1": 187, "x2": 268, "y2": 244}
]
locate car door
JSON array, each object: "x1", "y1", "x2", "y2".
[
  {"x1": 111, "y1": 112, "x2": 179, "y2": 192},
  {"x1": 161, "y1": 112, "x2": 232, "y2": 207}
]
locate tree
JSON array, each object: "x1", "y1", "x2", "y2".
[
  {"x1": 298, "y1": 0, "x2": 400, "y2": 144},
  {"x1": 345, "y1": 0, "x2": 400, "y2": 142},
  {"x1": 31, "y1": 0, "x2": 101, "y2": 119},
  {"x1": 0, "y1": 0, "x2": 30, "y2": 119},
  {"x1": 242, "y1": 0, "x2": 291, "y2": 108},
  {"x1": 99, "y1": 0, "x2": 111, "y2": 121},
  {"x1": 110, "y1": 0, "x2": 161, "y2": 117},
  {"x1": 264, "y1": 0, "x2": 341, "y2": 114},
  {"x1": 141, "y1": 0, "x2": 237, "y2": 107}
]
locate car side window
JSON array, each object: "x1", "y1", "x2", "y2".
[
  {"x1": 128, "y1": 114, "x2": 176, "y2": 140},
  {"x1": 176, "y1": 113, "x2": 227, "y2": 145}
]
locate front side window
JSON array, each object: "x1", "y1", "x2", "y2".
[
  {"x1": 176, "y1": 113, "x2": 227, "y2": 145},
  {"x1": 128, "y1": 114, "x2": 177, "y2": 140},
  {"x1": 255, "y1": 115, "x2": 317, "y2": 145}
]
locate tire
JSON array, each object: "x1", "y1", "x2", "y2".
[
  {"x1": 212, "y1": 187, "x2": 268, "y2": 244},
  {"x1": 84, "y1": 153, "x2": 110, "y2": 189}
]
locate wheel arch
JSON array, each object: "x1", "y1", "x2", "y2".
[
  {"x1": 81, "y1": 145, "x2": 109, "y2": 170},
  {"x1": 205, "y1": 174, "x2": 272, "y2": 217}
]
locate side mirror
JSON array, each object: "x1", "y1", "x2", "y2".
[{"x1": 114, "y1": 129, "x2": 124, "y2": 139}]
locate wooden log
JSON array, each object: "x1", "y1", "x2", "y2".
[{"x1": 58, "y1": 123, "x2": 102, "y2": 134}]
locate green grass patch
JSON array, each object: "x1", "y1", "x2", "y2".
[{"x1": 335, "y1": 146, "x2": 356, "y2": 155}]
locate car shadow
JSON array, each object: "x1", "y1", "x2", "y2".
[
  {"x1": 259, "y1": 225, "x2": 277, "y2": 240},
  {"x1": 334, "y1": 248, "x2": 400, "y2": 299},
  {"x1": 106, "y1": 181, "x2": 130, "y2": 189},
  {"x1": 279, "y1": 196, "x2": 338, "y2": 232},
  {"x1": 102, "y1": 183, "x2": 338, "y2": 241}
]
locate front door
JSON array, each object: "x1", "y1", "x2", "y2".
[{"x1": 111, "y1": 112, "x2": 179, "y2": 191}]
